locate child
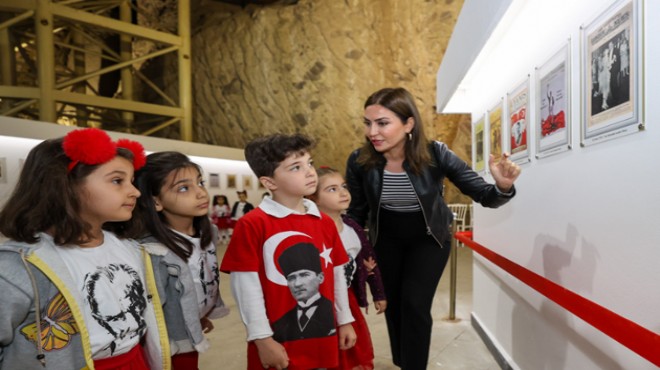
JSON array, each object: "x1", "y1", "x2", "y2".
[
  {"x1": 211, "y1": 195, "x2": 232, "y2": 243},
  {"x1": 0, "y1": 128, "x2": 169, "y2": 370},
  {"x1": 220, "y1": 133, "x2": 357, "y2": 370},
  {"x1": 128, "y1": 151, "x2": 229, "y2": 370},
  {"x1": 308, "y1": 166, "x2": 387, "y2": 370},
  {"x1": 230, "y1": 190, "x2": 254, "y2": 221}
]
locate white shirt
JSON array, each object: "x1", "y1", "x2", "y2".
[
  {"x1": 53, "y1": 231, "x2": 146, "y2": 359},
  {"x1": 339, "y1": 222, "x2": 362, "y2": 285},
  {"x1": 172, "y1": 229, "x2": 220, "y2": 318}
]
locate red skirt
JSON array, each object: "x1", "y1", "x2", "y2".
[
  {"x1": 172, "y1": 351, "x2": 199, "y2": 370},
  {"x1": 94, "y1": 344, "x2": 149, "y2": 370},
  {"x1": 215, "y1": 216, "x2": 234, "y2": 229},
  {"x1": 331, "y1": 289, "x2": 374, "y2": 370}
]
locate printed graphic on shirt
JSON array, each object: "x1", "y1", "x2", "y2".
[
  {"x1": 20, "y1": 292, "x2": 80, "y2": 351},
  {"x1": 266, "y1": 233, "x2": 336, "y2": 342},
  {"x1": 83, "y1": 264, "x2": 147, "y2": 355},
  {"x1": 197, "y1": 247, "x2": 219, "y2": 308},
  {"x1": 343, "y1": 254, "x2": 356, "y2": 287}
]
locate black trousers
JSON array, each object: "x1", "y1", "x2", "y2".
[{"x1": 375, "y1": 208, "x2": 451, "y2": 370}]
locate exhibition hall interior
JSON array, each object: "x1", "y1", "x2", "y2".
[{"x1": 0, "y1": 0, "x2": 657, "y2": 369}]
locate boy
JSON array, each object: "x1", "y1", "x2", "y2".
[{"x1": 220, "y1": 134, "x2": 356, "y2": 370}]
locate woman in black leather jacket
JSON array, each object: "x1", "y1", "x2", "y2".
[{"x1": 345, "y1": 87, "x2": 521, "y2": 370}]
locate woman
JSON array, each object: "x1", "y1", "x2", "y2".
[{"x1": 345, "y1": 87, "x2": 521, "y2": 370}]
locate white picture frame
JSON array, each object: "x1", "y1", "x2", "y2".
[
  {"x1": 580, "y1": 0, "x2": 643, "y2": 146},
  {"x1": 506, "y1": 77, "x2": 531, "y2": 164},
  {"x1": 535, "y1": 40, "x2": 572, "y2": 159}
]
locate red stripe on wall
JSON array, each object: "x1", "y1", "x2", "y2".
[{"x1": 455, "y1": 231, "x2": 660, "y2": 367}]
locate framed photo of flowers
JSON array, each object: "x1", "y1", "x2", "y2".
[
  {"x1": 580, "y1": 0, "x2": 643, "y2": 146},
  {"x1": 488, "y1": 99, "x2": 503, "y2": 163},
  {"x1": 506, "y1": 77, "x2": 531, "y2": 164},
  {"x1": 535, "y1": 40, "x2": 571, "y2": 159},
  {"x1": 472, "y1": 115, "x2": 486, "y2": 173}
]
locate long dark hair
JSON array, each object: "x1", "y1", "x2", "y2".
[
  {"x1": 0, "y1": 138, "x2": 135, "y2": 245},
  {"x1": 357, "y1": 87, "x2": 431, "y2": 174},
  {"x1": 128, "y1": 151, "x2": 213, "y2": 261}
]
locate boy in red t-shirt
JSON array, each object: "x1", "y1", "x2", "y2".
[{"x1": 220, "y1": 134, "x2": 356, "y2": 370}]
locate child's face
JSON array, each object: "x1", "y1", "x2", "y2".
[
  {"x1": 267, "y1": 151, "x2": 317, "y2": 199},
  {"x1": 314, "y1": 173, "x2": 351, "y2": 214},
  {"x1": 155, "y1": 166, "x2": 209, "y2": 221},
  {"x1": 77, "y1": 157, "x2": 140, "y2": 228}
]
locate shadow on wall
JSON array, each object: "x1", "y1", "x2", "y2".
[{"x1": 506, "y1": 225, "x2": 622, "y2": 369}]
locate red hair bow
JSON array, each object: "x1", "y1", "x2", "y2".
[
  {"x1": 63, "y1": 128, "x2": 147, "y2": 172},
  {"x1": 116, "y1": 139, "x2": 147, "y2": 170},
  {"x1": 63, "y1": 128, "x2": 116, "y2": 172}
]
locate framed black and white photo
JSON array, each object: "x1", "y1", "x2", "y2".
[
  {"x1": 506, "y1": 77, "x2": 531, "y2": 164},
  {"x1": 581, "y1": 0, "x2": 643, "y2": 146},
  {"x1": 472, "y1": 115, "x2": 486, "y2": 173},
  {"x1": 536, "y1": 40, "x2": 571, "y2": 159}
]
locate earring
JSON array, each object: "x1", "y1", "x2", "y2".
[{"x1": 407, "y1": 132, "x2": 412, "y2": 141}]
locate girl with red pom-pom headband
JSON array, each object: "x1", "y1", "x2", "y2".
[
  {"x1": 63, "y1": 128, "x2": 146, "y2": 172},
  {"x1": 0, "y1": 128, "x2": 169, "y2": 370}
]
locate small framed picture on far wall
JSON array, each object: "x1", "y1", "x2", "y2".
[
  {"x1": 0, "y1": 157, "x2": 7, "y2": 184},
  {"x1": 227, "y1": 174, "x2": 236, "y2": 189},
  {"x1": 209, "y1": 173, "x2": 220, "y2": 188},
  {"x1": 243, "y1": 175, "x2": 252, "y2": 190}
]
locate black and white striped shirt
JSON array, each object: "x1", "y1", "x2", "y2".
[{"x1": 380, "y1": 170, "x2": 421, "y2": 212}]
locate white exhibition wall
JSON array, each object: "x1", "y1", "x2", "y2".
[
  {"x1": 0, "y1": 117, "x2": 261, "y2": 216},
  {"x1": 441, "y1": 0, "x2": 658, "y2": 368}
]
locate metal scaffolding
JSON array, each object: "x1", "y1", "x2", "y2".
[{"x1": 0, "y1": 0, "x2": 192, "y2": 141}]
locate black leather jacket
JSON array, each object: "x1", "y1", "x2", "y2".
[{"x1": 345, "y1": 141, "x2": 515, "y2": 247}]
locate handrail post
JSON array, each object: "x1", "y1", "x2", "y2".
[{"x1": 449, "y1": 216, "x2": 458, "y2": 320}]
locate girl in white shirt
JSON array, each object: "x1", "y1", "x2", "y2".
[{"x1": 129, "y1": 151, "x2": 228, "y2": 370}]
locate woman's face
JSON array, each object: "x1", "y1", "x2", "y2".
[{"x1": 363, "y1": 104, "x2": 414, "y2": 155}]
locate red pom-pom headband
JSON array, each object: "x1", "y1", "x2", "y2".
[{"x1": 63, "y1": 128, "x2": 146, "y2": 172}]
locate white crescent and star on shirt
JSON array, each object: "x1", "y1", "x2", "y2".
[{"x1": 262, "y1": 231, "x2": 333, "y2": 286}]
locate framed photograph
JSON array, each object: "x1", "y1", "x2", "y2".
[
  {"x1": 535, "y1": 40, "x2": 571, "y2": 159},
  {"x1": 243, "y1": 175, "x2": 253, "y2": 190},
  {"x1": 472, "y1": 115, "x2": 486, "y2": 173},
  {"x1": 0, "y1": 158, "x2": 6, "y2": 184},
  {"x1": 227, "y1": 174, "x2": 236, "y2": 189},
  {"x1": 506, "y1": 77, "x2": 531, "y2": 164},
  {"x1": 488, "y1": 99, "x2": 503, "y2": 162},
  {"x1": 209, "y1": 173, "x2": 220, "y2": 188},
  {"x1": 580, "y1": 0, "x2": 643, "y2": 146}
]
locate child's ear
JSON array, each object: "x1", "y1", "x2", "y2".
[
  {"x1": 153, "y1": 196, "x2": 164, "y2": 212},
  {"x1": 260, "y1": 176, "x2": 276, "y2": 191}
]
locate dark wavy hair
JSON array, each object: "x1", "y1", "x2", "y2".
[
  {"x1": 0, "y1": 138, "x2": 135, "y2": 245},
  {"x1": 244, "y1": 133, "x2": 315, "y2": 178},
  {"x1": 128, "y1": 151, "x2": 213, "y2": 261},
  {"x1": 357, "y1": 87, "x2": 431, "y2": 174}
]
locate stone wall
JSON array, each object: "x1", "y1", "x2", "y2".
[{"x1": 177, "y1": 0, "x2": 470, "y2": 203}]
